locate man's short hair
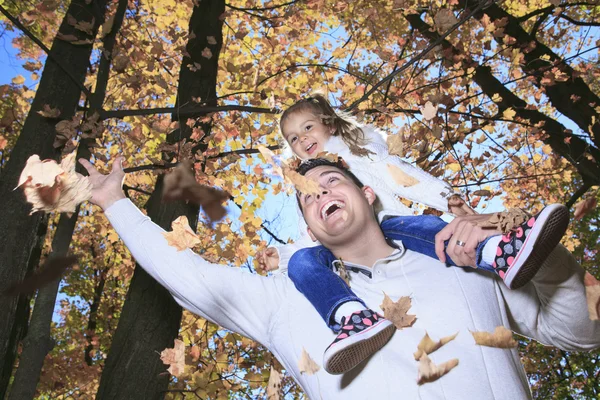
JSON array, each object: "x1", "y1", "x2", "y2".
[{"x1": 295, "y1": 158, "x2": 365, "y2": 212}]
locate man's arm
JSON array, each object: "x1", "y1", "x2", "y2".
[
  {"x1": 499, "y1": 244, "x2": 600, "y2": 351},
  {"x1": 105, "y1": 198, "x2": 284, "y2": 344}
]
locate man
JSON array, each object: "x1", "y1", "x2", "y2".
[{"x1": 80, "y1": 156, "x2": 600, "y2": 399}]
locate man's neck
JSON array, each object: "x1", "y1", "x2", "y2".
[{"x1": 327, "y1": 224, "x2": 395, "y2": 268}]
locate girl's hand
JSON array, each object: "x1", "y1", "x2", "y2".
[
  {"x1": 256, "y1": 247, "x2": 280, "y2": 272},
  {"x1": 448, "y1": 195, "x2": 476, "y2": 216},
  {"x1": 78, "y1": 156, "x2": 126, "y2": 210}
]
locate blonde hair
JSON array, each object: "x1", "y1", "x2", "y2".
[{"x1": 279, "y1": 93, "x2": 367, "y2": 148}]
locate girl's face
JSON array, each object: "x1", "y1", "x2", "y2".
[{"x1": 282, "y1": 110, "x2": 334, "y2": 159}]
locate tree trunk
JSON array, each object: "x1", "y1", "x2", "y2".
[
  {"x1": 0, "y1": 1, "x2": 108, "y2": 396},
  {"x1": 96, "y1": 0, "x2": 225, "y2": 398}
]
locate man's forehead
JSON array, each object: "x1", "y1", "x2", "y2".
[{"x1": 304, "y1": 165, "x2": 345, "y2": 179}]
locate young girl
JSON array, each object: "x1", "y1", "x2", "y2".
[{"x1": 257, "y1": 94, "x2": 569, "y2": 375}]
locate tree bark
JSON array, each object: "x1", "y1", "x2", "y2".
[
  {"x1": 0, "y1": 1, "x2": 108, "y2": 396},
  {"x1": 96, "y1": 1, "x2": 225, "y2": 398},
  {"x1": 404, "y1": 12, "x2": 600, "y2": 186}
]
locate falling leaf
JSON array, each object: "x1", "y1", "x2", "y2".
[
  {"x1": 386, "y1": 133, "x2": 404, "y2": 157},
  {"x1": 15, "y1": 151, "x2": 93, "y2": 215},
  {"x1": 298, "y1": 348, "x2": 320, "y2": 375},
  {"x1": 472, "y1": 189, "x2": 492, "y2": 197},
  {"x1": 101, "y1": 15, "x2": 115, "y2": 38},
  {"x1": 584, "y1": 272, "x2": 600, "y2": 321},
  {"x1": 380, "y1": 292, "x2": 416, "y2": 330},
  {"x1": 160, "y1": 339, "x2": 185, "y2": 377},
  {"x1": 471, "y1": 326, "x2": 517, "y2": 348},
  {"x1": 266, "y1": 366, "x2": 282, "y2": 400},
  {"x1": 420, "y1": 101, "x2": 438, "y2": 121},
  {"x1": 12, "y1": 75, "x2": 25, "y2": 85},
  {"x1": 282, "y1": 167, "x2": 320, "y2": 196},
  {"x1": 162, "y1": 161, "x2": 229, "y2": 222},
  {"x1": 434, "y1": 9, "x2": 458, "y2": 33},
  {"x1": 474, "y1": 208, "x2": 530, "y2": 234},
  {"x1": 257, "y1": 145, "x2": 283, "y2": 177},
  {"x1": 3, "y1": 255, "x2": 77, "y2": 296},
  {"x1": 417, "y1": 354, "x2": 459, "y2": 385},
  {"x1": 337, "y1": 259, "x2": 351, "y2": 286},
  {"x1": 348, "y1": 143, "x2": 375, "y2": 157},
  {"x1": 387, "y1": 164, "x2": 420, "y2": 187},
  {"x1": 201, "y1": 47, "x2": 213, "y2": 59},
  {"x1": 37, "y1": 104, "x2": 60, "y2": 118},
  {"x1": 112, "y1": 54, "x2": 129, "y2": 73},
  {"x1": 413, "y1": 332, "x2": 458, "y2": 360},
  {"x1": 189, "y1": 345, "x2": 200, "y2": 361},
  {"x1": 207, "y1": 36, "x2": 217, "y2": 45},
  {"x1": 162, "y1": 216, "x2": 201, "y2": 251},
  {"x1": 54, "y1": 118, "x2": 79, "y2": 148},
  {"x1": 574, "y1": 196, "x2": 597, "y2": 220},
  {"x1": 502, "y1": 108, "x2": 516, "y2": 120},
  {"x1": 56, "y1": 32, "x2": 94, "y2": 45}
]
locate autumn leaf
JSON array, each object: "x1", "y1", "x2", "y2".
[
  {"x1": 160, "y1": 339, "x2": 185, "y2": 377},
  {"x1": 417, "y1": 354, "x2": 459, "y2": 385},
  {"x1": 3, "y1": 255, "x2": 77, "y2": 296},
  {"x1": 386, "y1": 133, "x2": 404, "y2": 157},
  {"x1": 471, "y1": 326, "x2": 517, "y2": 348},
  {"x1": 298, "y1": 348, "x2": 320, "y2": 375},
  {"x1": 257, "y1": 145, "x2": 284, "y2": 177},
  {"x1": 574, "y1": 196, "x2": 597, "y2": 220},
  {"x1": 502, "y1": 108, "x2": 516, "y2": 120},
  {"x1": 15, "y1": 151, "x2": 93, "y2": 215},
  {"x1": 162, "y1": 161, "x2": 229, "y2": 222},
  {"x1": 472, "y1": 189, "x2": 492, "y2": 197},
  {"x1": 420, "y1": 101, "x2": 438, "y2": 121},
  {"x1": 12, "y1": 75, "x2": 25, "y2": 85},
  {"x1": 413, "y1": 332, "x2": 458, "y2": 360},
  {"x1": 380, "y1": 292, "x2": 416, "y2": 330},
  {"x1": 387, "y1": 164, "x2": 420, "y2": 187},
  {"x1": 282, "y1": 167, "x2": 320, "y2": 196},
  {"x1": 162, "y1": 216, "x2": 201, "y2": 251},
  {"x1": 266, "y1": 366, "x2": 282, "y2": 400},
  {"x1": 100, "y1": 15, "x2": 115, "y2": 38},
  {"x1": 348, "y1": 143, "x2": 375, "y2": 157},
  {"x1": 37, "y1": 104, "x2": 60, "y2": 118},
  {"x1": 201, "y1": 47, "x2": 213, "y2": 59},
  {"x1": 584, "y1": 272, "x2": 600, "y2": 321},
  {"x1": 207, "y1": 36, "x2": 217, "y2": 45},
  {"x1": 54, "y1": 118, "x2": 79, "y2": 148},
  {"x1": 434, "y1": 9, "x2": 458, "y2": 33}
]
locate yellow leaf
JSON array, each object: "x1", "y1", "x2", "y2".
[
  {"x1": 162, "y1": 216, "x2": 201, "y2": 251},
  {"x1": 266, "y1": 366, "x2": 282, "y2": 400},
  {"x1": 470, "y1": 326, "x2": 517, "y2": 348},
  {"x1": 502, "y1": 108, "x2": 516, "y2": 120},
  {"x1": 12, "y1": 75, "x2": 25, "y2": 85},
  {"x1": 447, "y1": 163, "x2": 461, "y2": 173},
  {"x1": 413, "y1": 332, "x2": 458, "y2": 360},
  {"x1": 386, "y1": 133, "x2": 404, "y2": 157},
  {"x1": 387, "y1": 164, "x2": 420, "y2": 187},
  {"x1": 417, "y1": 354, "x2": 459, "y2": 385},
  {"x1": 541, "y1": 144, "x2": 553, "y2": 155},
  {"x1": 380, "y1": 292, "x2": 416, "y2": 330},
  {"x1": 298, "y1": 348, "x2": 320, "y2": 375},
  {"x1": 283, "y1": 167, "x2": 320, "y2": 195}
]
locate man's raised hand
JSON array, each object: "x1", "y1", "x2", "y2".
[
  {"x1": 256, "y1": 247, "x2": 280, "y2": 272},
  {"x1": 78, "y1": 156, "x2": 126, "y2": 210}
]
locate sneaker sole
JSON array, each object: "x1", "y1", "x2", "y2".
[
  {"x1": 325, "y1": 323, "x2": 396, "y2": 375},
  {"x1": 504, "y1": 204, "x2": 569, "y2": 289}
]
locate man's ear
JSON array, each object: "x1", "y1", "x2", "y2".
[
  {"x1": 362, "y1": 186, "x2": 377, "y2": 205},
  {"x1": 307, "y1": 227, "x2": 317, "y2": 242}
]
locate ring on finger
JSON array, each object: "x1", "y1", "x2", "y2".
[{"x1": 456, "y1": 240, "x2": 466, "y2": 247}]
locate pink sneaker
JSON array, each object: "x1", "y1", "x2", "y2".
[
  {"x1": 323, "y1": 309, "x2": 395, "y2": 375},
  {"x1": 493, "y1": 204, "x2": 569, "y2": 289}
]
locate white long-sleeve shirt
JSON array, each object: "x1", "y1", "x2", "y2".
[
  {"x1": 276, "y1": 125, "x2": 456, "y2": 271},
  {"x1": 105, "y1": 199, "x2": 600, "y2": 400}
]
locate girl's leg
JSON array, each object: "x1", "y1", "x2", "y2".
[{"x1": 288, "y1": 247, "x2": 395, "y2": 375}]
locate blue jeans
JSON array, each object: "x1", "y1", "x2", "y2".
[{"x1": 288, "y1": 215, "x2": 495, "y2": 331}]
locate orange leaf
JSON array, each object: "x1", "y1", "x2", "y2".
[
  {"x1": 413, "y1": 332, "x2": 458, "y2": 360},
  {"x1": 380, "y1": 292, "x2": 416, "y2": 330},
  {"x1": 162, "y1": 216, "x2": 201, "y2": 251},
  {"x1": 387, "y1": 164, "x2": 420, "y2": 187},
  {"x1": 160, "y1": 339, "x2": 185, "y2": 377},
  {"x1": 298, "y1": 348, "x2": 320, "y2": 375},
  {"x1": 470, "y1": 326, "x2": 517, "y2": 348},
  {"x1": 283, "y1": 167, "x2": 320, "y2": 196},
  {"x1": 417, "y1": 354, "x2": 459, "y2": 385}
]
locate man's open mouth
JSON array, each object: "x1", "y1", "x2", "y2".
[{"x1": 321, "y1": 200, "x2": 345, "y2": 220}]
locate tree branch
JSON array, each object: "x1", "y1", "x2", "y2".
[
  {"x1": 207, "y1": 144, "x2": 280, "y2": 159},
  {"x1": 98, "y1": 104, "x2": 279, "y2": 120},
  {"x1": 225, "y1": 0, "x2": 299, "y2": 12},
  {"x1": 0, "y1": 5, "x2": 93, "y2": 99},
  {"x1": 452, "y1": 170, "x2": 568, "y2": 188},
  {"x1": 565, "y1": 182, "x2": 592, "y2": 208},
  {"x1": 559, "y1": 13, "x2": 600, "y2": 27}
]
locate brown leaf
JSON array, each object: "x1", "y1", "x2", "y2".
[
  {"x1": 386, "y1": 133, "x2": 404, "y2": 157},
  {"x1": 471, "y1": 326, "x2": 517, "y2": 348},
  {"x1": 54, "y1": 119, "x2": 79, "y2": 148},
  {"x1": 160, "y1": 339, "x2": 185, "y2": 377},
  {"x1": 434, "y1": 9, "x2": 458, "y2": 33},
  {"x1": 162, "y1": 161, "x2": 229, "y2": 222},
  {"x1": 298, "y1": 348, "x2": 320, "y2": 375},
  {"x1": 413, "y1": 332, "x2": 458, "y2": 360},
  {"x1": 387, "y1": 164, "x2": 420, "y2": 187},
  {"x1": 474, "y1": 208, "x2": 530, "y2": 234},
  {"x1": 380, "y1": 292, "x2": 416, "y2": 330},
  {"x1": 337, "y1": 259, "x2": 351, "y2": 287},
  {"x1": 162, "y1": 216, "x2": 201, "y2": 251},
  {"x1": 417, "y1": 354, "x2": 459, "y2": 385},
  {"x1": 472, "y1": 189, "x2": 492, "y2": 197},
  {"x1": 584, "y1": 272, "x2": 600, "y2": 321},
  {"x1": 266, "y1": 366, "x2": 282, "y2": 400},
  {"x1": 3, "y1": 255, "x2": 77, "y2": 296},
  {"x1": 420, "y1": 101, "x2": 438, "y2": 121},
  {"x1": 282, "y1": 166, "x2": 320, "y2": 196},
  {"x1": 15, "y1": 151, "x2": 93, "y2": 215},
  {"x1": 37, "y1": 104, "x2": 61, "y2": 118},
  {"x1": 574, "y1": 196, "x2": 597, "y2": 221},
  {"x1": 348, "y1": 143, "x2": 375, "y2": 157}
]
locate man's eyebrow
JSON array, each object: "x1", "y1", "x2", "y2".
[{"x1": 319, "y1": 170, "x2": 344, "y2": 178}]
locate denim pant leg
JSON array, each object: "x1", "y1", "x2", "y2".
[
  {"x1": 380, "y1": 215, "x2": 496, "y2": 273},
  {"x1": 288, "y1": 246, "x2": 366, "y2": 331}
]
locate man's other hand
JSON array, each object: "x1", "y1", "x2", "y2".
[{"x1": 256, "y1": 247, "x2": 280, "y2": 272}]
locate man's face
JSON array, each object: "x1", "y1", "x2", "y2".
[
  {"x1": 299, "y1": 165, "x2": 376, "y2": 246},
  {"x1": 282, "y1": 111, "x2": 334, "y2": 159}
]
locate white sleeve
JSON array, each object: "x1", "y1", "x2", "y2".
[
  {"x1": 500, "y1": 245, "x2": 600, "y2": 351},
  {"x1": 105, "y1": 199, "x2": 285, "y2": 345}
]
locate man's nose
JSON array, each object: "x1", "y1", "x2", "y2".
[{"x1": 316, "y1": 189, "x2": 329, "y2": 200}]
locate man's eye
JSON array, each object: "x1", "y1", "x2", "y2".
[{"x1": 328, "y1": 177, "x2": 339, "y2": 185}]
